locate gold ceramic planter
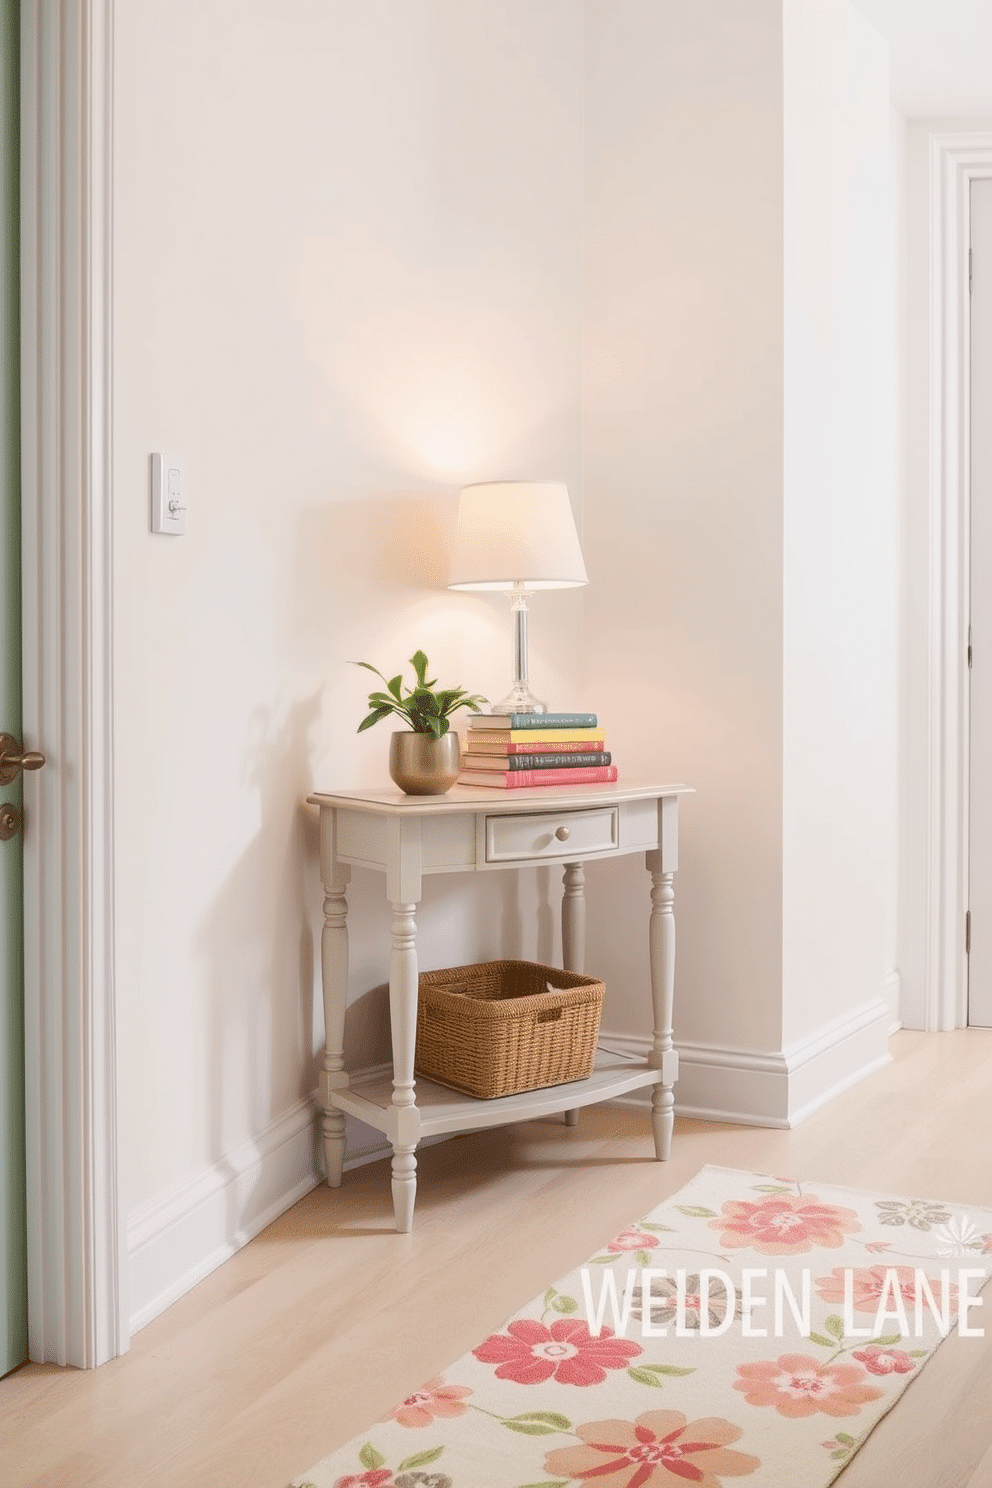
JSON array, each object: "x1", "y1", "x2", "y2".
[{"x1": 388, "y1": 731, "x2": 461, "y2": 795}]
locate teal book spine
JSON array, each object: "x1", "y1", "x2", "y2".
[
  {"x1": 504, "y1": 751, "x2": 610, "y2": 770},
  {"x1": 469, "y1": 711, "x2": 598, "y2": 730}
]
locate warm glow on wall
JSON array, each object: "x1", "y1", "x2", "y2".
[{"x1": 292, "y1": 235, "x2": 574, "y2": 481}]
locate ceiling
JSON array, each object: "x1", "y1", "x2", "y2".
[{"x1": 847, "y1": 0, "x2": 992, "y2": 116}]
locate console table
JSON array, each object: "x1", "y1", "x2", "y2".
[{"x1": 307, "y1": 779, "x2": 692, "y2": 1231}]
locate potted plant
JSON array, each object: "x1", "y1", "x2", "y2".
[{"x1": 355, "y1": 650, "x2": 487, "y2": 794}]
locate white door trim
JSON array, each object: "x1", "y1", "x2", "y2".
[
  {"x1": 925, "y1": 132, "x2": 992, "y2": 1031},
  {"x1": 20, "y1": 0, "x2": 124, "y2": 1365}
]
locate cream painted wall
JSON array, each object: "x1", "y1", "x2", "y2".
[
  {"x1": 581, "y1": 0, "x2": 894, "y2": 1113},
  {"x1": 114, "y1": 0, "x2": 904, "y2": 1326},
  {"x1": 113, "y1": 0, "x2": 585, "y2": 1217},
  {"x1": 781, "y1": 0, "x2": 897, "y2": 1045},
  {"x1": 582, "y1": 0, "x2": 787, "y2": 1057}
]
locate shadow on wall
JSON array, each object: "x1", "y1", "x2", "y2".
[{"x1": 193, "y1": 690, "x2": 323, "y2": 1246}]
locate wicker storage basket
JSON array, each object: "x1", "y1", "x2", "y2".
[{"x1": 415, "y1": 959, "x2": 605, "y2": 1099}]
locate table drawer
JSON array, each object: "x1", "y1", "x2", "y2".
[{"x1": 484, "y1": 806, "x2": 619, "y2": 864}]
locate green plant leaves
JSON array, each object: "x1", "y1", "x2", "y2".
[
  {"x1": 353, "y1": 653, "x2": 486, "y2": 733},
  {"x1": 675, "y1": 1206, "x2": 717, "y2": 1218},
  {"x1": 359, "y1": 1443, "x2": 385, "y2": 1470},
  {"x1": 410, "y1": 649, "x2": 430, "y2": 686},
  {"x1": 357, "y1": 706, "x2": 396, "y2": 733}
]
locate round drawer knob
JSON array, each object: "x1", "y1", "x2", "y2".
[{"x1": 555, "y1": 825, "x2": 571, "y2": 841}]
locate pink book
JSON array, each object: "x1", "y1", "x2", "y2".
[{"x1": 457, "y1": 764, "x2": 619, "y2": 789}]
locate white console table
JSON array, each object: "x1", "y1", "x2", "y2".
[{"x1": 307, "y1": 779, "x2": 692, "y2": 1232}]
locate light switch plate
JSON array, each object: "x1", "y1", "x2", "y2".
[{"x1": 151, "y1": 453, "x2": 187, "y2": 535}]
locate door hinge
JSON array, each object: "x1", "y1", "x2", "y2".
[
  {"x1": 969, "y1": 624, "x2": 973, "y2": 668},
  {"x1": 966, "y1": 909, "x2": 972, "y2": 955}
]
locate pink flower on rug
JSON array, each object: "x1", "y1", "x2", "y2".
[
  {"x1": 711, "y1": 1195, "x2": 861, "y2": 1256},
  {"x1": 332, "y1": 1472, "x2": 393, "y2": 1488},
  {"x1": 608, "y1": 1228, "x2": 661, "y2": 1253},
  {"x1": 815, "y1": 1265, "x2": 958, "y2": 1314},
  {"x1": 734, "y1": 1354, "x2": 883, "y2": 1418},
  {"x1": 473, "y1": 1318, "x2": 642, "y2": 1386},
  {"x1": 543, "y1": 1408, "x2": 760, "y2": 1487},
  {"x1": 851, "y1": 1344, "x2": 917, "y2": 1376},
  {"x1": 387, "y1": 1376, "x2": 472, "y2": 1428}
]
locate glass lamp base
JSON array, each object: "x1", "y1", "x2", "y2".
[{"x1": 493, "y1": 682, "x2": 547, "y2": 716}]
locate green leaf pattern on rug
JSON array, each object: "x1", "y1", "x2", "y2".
[
  {"x1": 821, "y1": 1428, "x2": 861, "y2": 1462},
  {"x1": 542, "y1": 1288, "x2": 578, "y2": 1318},
  {"x1": 627, "y1": 1362, "x2": 696, "y2": 1388},
  {"x1": 398, "y1": 1447, "x2": 446, "y2": 1470}
]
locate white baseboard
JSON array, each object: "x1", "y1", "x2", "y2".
[
  {"x1": 884, "y1": 968, "x2": 903, "y2": 1036},
  {"x1": 126, "y1": 1076, "x2": 455, "y2": 1335},
  {"x1": 601, "y1": 994, "x2": 893, "y2": 1129},
  {"x1": 127, "y1": 1095, "x2": 322, "y2": 1334}
]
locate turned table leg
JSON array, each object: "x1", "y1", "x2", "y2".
[
  {"x1": 562, "y1": 861, "x2": 586, "y2": 1127},
  {"x1": 648, "y1": 865, "x2": 677, "y2": 1160},
  {"x1": 319, "y1": 822, "x2": 350, "y2": 1187},
  {"x1": 389, "y1": 900, "x2": 421, "y2": 1232}
]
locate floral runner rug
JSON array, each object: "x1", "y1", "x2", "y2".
[{"x1": 292, "y1": 1165, "x2": 992, "y2": 1488}]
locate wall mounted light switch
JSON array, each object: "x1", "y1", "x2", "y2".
[{"x1": 151, "y1": 453, "x2": 187, "y2": 535}]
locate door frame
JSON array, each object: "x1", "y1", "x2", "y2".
[
  {"x1": 20, "y1": 0, "x2": 124, "y2": 1365},
  {"x1": 924, "y1": 132, "x2": 992, "y2": 1032}
]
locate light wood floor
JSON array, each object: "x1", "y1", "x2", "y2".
[{"x1": 2, "y1": 1029, "x2": 992, "y2": 1488}]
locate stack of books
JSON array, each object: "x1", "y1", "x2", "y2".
[{"x1": 457, "y1": 711, "x2": 618, "y2": 789}]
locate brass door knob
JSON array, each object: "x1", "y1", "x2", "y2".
[
  {"x1": 555, "y1": 825, "x2": 571, "y2": 841},
  {"x1": 0, "y1": 733, "x2": 47, "y2": 787}
]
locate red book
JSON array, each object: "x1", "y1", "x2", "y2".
[{"x1": 458, "y1": 764, "x2": 619, "y2": 789}]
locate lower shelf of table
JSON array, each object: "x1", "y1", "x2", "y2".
[{"x1": 328, "y1": 1045, "x2": 665, "y2": 1141}]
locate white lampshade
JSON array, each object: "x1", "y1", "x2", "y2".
[{"x1": 448, "y1": 480, "x2": 588, "y2": 591}]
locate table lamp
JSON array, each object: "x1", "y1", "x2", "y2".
[{"x1": 448, "y1": 480, "x2": 588, "y2": 714}]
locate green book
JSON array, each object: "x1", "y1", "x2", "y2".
[{"x1": 467, "y1": 711, "x2": 598, "y2": 730}]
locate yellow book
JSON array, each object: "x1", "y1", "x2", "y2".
[{"x1": 465, "y1": 728, "x2": 605, "y2": 746}]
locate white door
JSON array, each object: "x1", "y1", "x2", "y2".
[
  {"x1": 0, "y1": 0, "x2": 27, "y2": 1375},
  {"x1": 969, "y1": 177, "x2": 992, "y2": 1027}
]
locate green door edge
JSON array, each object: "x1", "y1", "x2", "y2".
[{"x1": 0, "y1": 0, "x2": 27, "y2": 1377}]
